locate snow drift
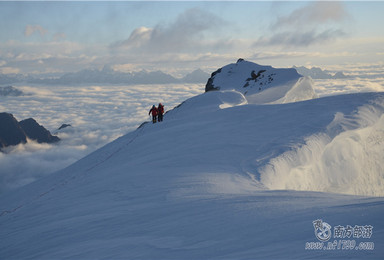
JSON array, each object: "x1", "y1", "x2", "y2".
[{"x1": 260, "y1": 97, "x2": 384, "y2": 196}]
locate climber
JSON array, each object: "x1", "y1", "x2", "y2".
[
  {"x1": 149, "y1": 105, "x2": 158, "y2": 123},
  {"x1": 158, "y1": 103, "x2": 164, "y2": 122}
]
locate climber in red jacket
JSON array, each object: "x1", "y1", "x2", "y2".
[{"x1": 149, "y1": 105, "x2": 158, "y2": 123}]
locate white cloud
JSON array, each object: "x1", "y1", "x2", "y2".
[
  {"x1": 272, "y1": 2, "x2": 348, "y2": 29},
  {"x1": 111, "y1": 8, "x2": 229, "y2": 54},
  {"x1": 25, "y1": 25, "x2": 48, "y2": 37},
  {"x1": 261, "y1": 29, "x2": 346, "y2": 47},
  {"x1": 115, "y1": 26, "x2": 153, "y2": 50},
  {"x1": 0, "y1": 67, "x2": 20, "y2": 74},
  {"x1": 258, "y1": 1, "x2": 349, "y2": 48},
  {"x1": 0, "y1": 40, "x2": 104, "y2": 74},
  {"x1": 314, "y1": 78, "x2": 384, "y2": 97}
]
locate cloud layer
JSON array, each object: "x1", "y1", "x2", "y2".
[
  {"x1": 1, "y1": 2, "x2": 382, "y2": 77},
  {"x1": 0, "y1": 83, "x2": 204, "y2": 194},
  {"x1": 111, "y1": 8, "x2": 227, "y2": 54},
  {"x1": 271, "y1": 2, "x2": 348, "y2": 29},
  {"x1": 258, "y1": 2, "x2": 349, "y2": 47}
]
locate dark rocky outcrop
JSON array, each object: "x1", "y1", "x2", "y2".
[
  {"x1": 205, "y1": 59, "x2": 249, "y2": 92},
  {"x1": 58, "y1": 124, "x2": 72, "y2": 130},
  {"x1": 0, "y1": 113, "x2": 27, "y2": 149},
  {"x1": 0, "y1": 86, "x2": 24, "y2": 96},
  {"x1": 19, "y1": 118, "x2": 60, "y2": 144},
  {"x1": 205, "y1": 68, "x2": 222, "y2": 92},
  {"x1": 333, "y1": 71, "x2": 348, "y2": 79},
  {"x1": 0, "y1": 113, "x2": 60, "y2": 150}
]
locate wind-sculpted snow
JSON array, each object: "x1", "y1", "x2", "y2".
[
  {"x1": 166, "y1": 90, "x2": 247, "y2": 119},
  {"x1": 260, "y1": 98, "x2": 384, "y2": 196},
  {"x1": 272, "y1": 76, "x2": 318, "y2": 104}
]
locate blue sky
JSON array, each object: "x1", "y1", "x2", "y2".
[{"x1": 0, "y1": 1, "x2": 383, "y2": 76}]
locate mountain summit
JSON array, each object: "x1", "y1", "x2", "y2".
[{"x1": 206, "y1": 59, "x2": 317, "y2": 104}]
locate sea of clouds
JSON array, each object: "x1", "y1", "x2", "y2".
[
  {"x1": 0, "y1": 74, "x2": 383, "y2": 195},
  {"x1": 314, "y1": 77, "x2": 384, "y2": 97},
  {"x1": 0, "y1": 83, "x2": 204, "y2": 194}
]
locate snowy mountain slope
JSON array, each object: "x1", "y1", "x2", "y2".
[
  {"x1": 1, "y1": 90, "x2": 384, "y2": 259},
  {"x1": 205, "y1": 59, "x2": 318, "y2": 104}
]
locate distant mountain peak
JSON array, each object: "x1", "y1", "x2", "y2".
[
  {"x1": 0, "y1": 112, "x2": 27, "y2": 149},
  {"x1": 0, "y1": 113, "x2": 59, "y2": 150},
  {"x1": 182, "y1": 69, "x2": 210, "y2": 83},
  {"x1": 0, "y1": 86, "x2": 24, "y2": 97},
  {"x1": 19, "y1": 118, "x2": 60, "y2": 144},
  {"x1": 293, "y1": 65, "x2": 349, "y2": 79}
]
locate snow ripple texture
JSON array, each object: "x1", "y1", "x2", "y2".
[{"x1": 260, "y1": 97, "x2": 384, "y2": 196}]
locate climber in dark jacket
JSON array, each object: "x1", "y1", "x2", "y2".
[{"x1": 157, "y1": 103, "x2": 164, "y2": 122}]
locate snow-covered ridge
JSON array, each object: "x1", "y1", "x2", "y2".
[
  {"x1": 165, "y1": 87, "x2": 384, "y2": 197},
  {"x1": 1, "y1": 91, "x2": 384, "y2": 259},
  {"x1": 205, "y1": 59, "x2": 318, "y2": 104},
  {"x1": 1, "y1": 61, "x2": 384, "y2": 259}
]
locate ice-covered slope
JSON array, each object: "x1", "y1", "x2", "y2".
[
  {"x1": 1, "y1": 90, "x2": 384, "y2": 259},
  {"x1": 205, "y1": 59, "x2": 318, "y2": 104}
]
